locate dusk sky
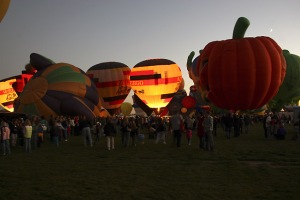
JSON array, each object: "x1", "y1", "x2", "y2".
[{"x1": 1, "y1": 0, "x2": 300, "y2": 104}]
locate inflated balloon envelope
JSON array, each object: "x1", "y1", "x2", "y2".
[
  {"x1": 15, "y1": 53, "x2": 102, "y2": 120},
  {"x1": 195, "y1": 17, "x2": 286, "y2": 111},
  {"x1": 130, "y1": 58, "x2": 182, "y2": 110},
  {"x1": 86, "y1": 62, "x2": 131, "y2": 116},
  {"x1": 271, "y1": 50, "x2": 300, "y2": 111},
  {"x1": 0, "y1": 79, "x2": 18, "y2": 112}
]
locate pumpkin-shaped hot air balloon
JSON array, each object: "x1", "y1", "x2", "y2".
[
  {"x1": 86, "y1": 62, "x2": 131, "y2": 116},
  {"x1": 130, "y1": 58, "x2": 182, "y2": 110},
  {"x1": 197, "y1": 17, "x2": 286, "y2": 111},
  {"x1": 15, "y1": 53, "x2": 102, "y2": 120},
  {"x1": 0, "y1": 0, "x2": 10, "y2": 23}
]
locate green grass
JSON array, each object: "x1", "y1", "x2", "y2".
[{"x1": 1, "y1": 123, "x2": 300, "y2": 200}]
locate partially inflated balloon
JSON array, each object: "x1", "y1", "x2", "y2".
[
  {"x1": 15, "y1": 53, "x2": 101, "y2": 120},
  {"x1": 271, "y1": 50, "x2": 300, "y2": 111},
  {"x1": 86, "y1": 62, "x2": 131, "y2": 116}
]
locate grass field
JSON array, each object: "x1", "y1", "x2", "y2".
[{"x1": 1, "y1": 123, "x2": 300, "y2": 200}]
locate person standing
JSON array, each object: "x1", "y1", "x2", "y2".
[
  {"x1": 40, "y1": 116, "x2": 48, "y2": 141},
  {"x1": 31, "y1": 116, "x2": 39, "y2": 150},
  {"x1": 155, "y1": 117, "x2": 167, "y2": 144},
  {"x1": 23, "y1": 119, "x2": 33, "y2": 153},
  {"x1": 169, "y1": 112, "x2": 184, "y2": 147},
  {"x1": 203, "y1": 111, "x2": 214, "y2": 151},
  {"x1": 35, "y1": 119, "x2": 44, "y2": 147},
  {"x1": 224, "y1": 113, "x2": 234, "y2": 139},
  {"x1": 103, "y1": 117, "x2": 116, "y2": 150},
  {"x1": 10, "y1": 119, "x2": 18, "y2": 147},
  {"x1": 213, "y1": 116, "x2": 218, "y2": 136},
  {"x1": 17, "y1": 119, "x2": 24, "y2": 147},
  {"x1": 52, "y1": 119, "x2": 64, "y2": 147},
  {"x1": 121, "y1": 117, "x2": 131, "y2": 147},
  {"x1": 184, "y1": 115, "x2": 193, "y2": 145},
  {"x1": 244, "y1": 114, "x2": 251, "y2": 134},
  {"x1": 1, "y1": 121, "x2": 11, "y2": 155},
  {"x1": 196, "y1": 112, "x2": 206, "y2": 150},
  {"x1": 265, "y1": 113, "x2": 272, "y2": 138},
  {"x1": 80, "y1": 116, "x2": 93, "y2": 147}
]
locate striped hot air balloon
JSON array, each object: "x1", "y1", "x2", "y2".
[
  {"x1": 0, "y1": 79, "x2": 18, "y2": 112},
  {"x1": 15, "y1": 53, "x2": 102, "y2": 120},
  {"x1": 86, "y1": 62, "x2": 131, "y2": 116},
  {"x1": 130, "y1": 59, "x2": 182, "y2": 110}
]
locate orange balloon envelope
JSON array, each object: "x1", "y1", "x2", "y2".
[{"x1": 197, "y1": 17, "x2": 286, "y2": 111}]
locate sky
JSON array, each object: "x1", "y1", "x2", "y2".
[{"x1": 1, "y1": 0, "x2": 300, "y2": 105}]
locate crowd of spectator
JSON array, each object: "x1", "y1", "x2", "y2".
[{"x1": 0, "y1": 110, "x2": 296, "y2": 156}]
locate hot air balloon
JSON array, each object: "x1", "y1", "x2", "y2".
[
  {"x1": 0, "y1": 67, "x2": 36, "y2": 112},
  {"x1": 0, "y1": 79, "x2": 18, "y2": 112},
  {"x1": 270, "y1": 50, "x2": 300, "y2": 111},
  {"x1": 120, "y1": 102, "x2": 132, "y2": 116},
  {"x1": 197, "y1": 17, "x2": 286, "y2": 111},
  {"x1": 0, "y1": 0, "x2": 10, "y2": 23},
  {"x1": 179, "y1": 78, "x2": 185, "y2": 90},
  {"x1": 130, "y1": 58, "x2": 182, "y2": 110},
  {"x1": 182, "y1": 96, "x2": 196, "y2": 109},
  {"x1": 86, "y1": 62, "x2": 131, "y2": 116},
  {"x1": 15, "y1": 53, "x2": 102, "y2": 120}
]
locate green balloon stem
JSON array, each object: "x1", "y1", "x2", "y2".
[
  {"x1": 187, "y1": 51, "x2": 195, "y2": 70},
  {"x1": 232, "y1": 17, "x2": 250, "y2": 39}
]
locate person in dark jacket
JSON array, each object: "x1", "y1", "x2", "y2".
[
  {"x1": 79, "y1": 116, "x2": 93, "y2": 147},
  {"x1": 103, "y1": 117, "x2": 116, "y2": 150},
  {"x1": 224, "y1": 113, "x2": 234, "y2": 139}
]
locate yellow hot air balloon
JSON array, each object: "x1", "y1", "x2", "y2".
[
  {"x1": 120, "y1": 102, "x2": 132, "y2": 116},
  {"x1": 0, "y1": 79, "x2": 18, "y2": 112},
  {"x1": 130, "y1": 58, "x2": 182, "y2": 110},
  {"x1": 0, "y1": 0, "x2": 10, "y2": 23}
]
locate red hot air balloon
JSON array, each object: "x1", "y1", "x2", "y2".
[{"x1": 182, "y1": 96, "x2": 196, "y2": 109}]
